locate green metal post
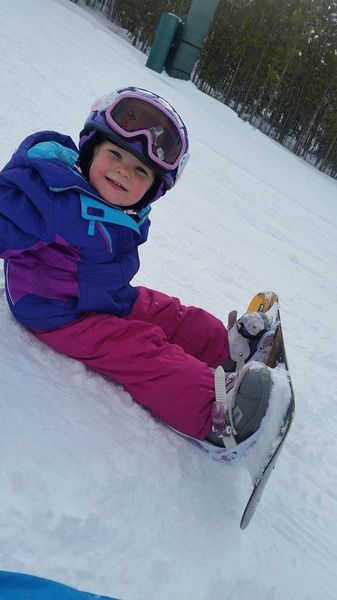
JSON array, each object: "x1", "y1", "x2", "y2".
[
  {"x1": 166, "y1": 0, "x2": 221, "y2": 80},
  {"x1": 146, "y1": 13, "x2": 182, "y2": 74}
]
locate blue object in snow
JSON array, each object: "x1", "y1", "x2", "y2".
[{"x1": 0, "y1": 571, "x2": 119, "y2": 600}]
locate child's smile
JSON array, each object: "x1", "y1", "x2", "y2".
[
  {"x1": 105, "y1": 176, "x2": 128, "y2": 192},
  {"x1": 89, "y1": 141, "x2": 155, "y2": 207}
]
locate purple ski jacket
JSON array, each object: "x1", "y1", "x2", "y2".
[{"x1": 0, "y1": 131, "x2": 150, "y2": 330}]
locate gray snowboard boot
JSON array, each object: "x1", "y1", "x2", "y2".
[{"x1": 207, "y1": 364, "x2": 272, "y2": 447}]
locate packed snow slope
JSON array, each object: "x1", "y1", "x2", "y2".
[{"x1": 1, "y1": 1, "x2": 337, "y2": 599}]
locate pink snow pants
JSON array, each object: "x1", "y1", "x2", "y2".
[{"x1": 32, "y1": 287, "x2": 229, "y2": 439}]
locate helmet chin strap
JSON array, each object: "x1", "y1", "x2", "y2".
[{"x1": 123, "y1": 176, "x2": 163, "y2": 212}]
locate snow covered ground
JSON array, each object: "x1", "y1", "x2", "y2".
[{"x1": 1, "y1": 0, "x2": 337, "y2": 598}]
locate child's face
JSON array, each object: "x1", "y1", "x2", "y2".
[{"x1": 89, "y1": 141, "x2": 155, "y2": 207}]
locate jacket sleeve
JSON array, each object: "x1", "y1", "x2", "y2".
[{"x1": 0, "y1": 169, "x2": 55, "y2": 259}]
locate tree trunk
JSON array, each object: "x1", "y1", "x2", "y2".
[
  {"x1": 224, "y1": 55, "x2": 244, "y2": 104},
  {"x1": 319, "y1": 131, "x2": 337, "y2": 172},
  {"x1": 238, "y1": 41, "x2": 270, "y2": 118}
]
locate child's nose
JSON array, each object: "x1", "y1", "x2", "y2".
[{"x1": 117, "y1": 160, "x2": 131, "y2": 177}]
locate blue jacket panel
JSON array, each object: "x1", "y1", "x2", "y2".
[{"x1": 0, "y1": 131, "x2": 150, "y2": 330}]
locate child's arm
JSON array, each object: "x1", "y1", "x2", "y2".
[{"x1": 0, "y1": 177, "x2": 54, "y2": 259}]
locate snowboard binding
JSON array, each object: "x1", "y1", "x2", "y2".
[
  {"x1": 223, "y1": 311, "x2": 270, "y2": 372},
  {"x1": 207, "y1": 363, "x2": 271, "y2": 448}
]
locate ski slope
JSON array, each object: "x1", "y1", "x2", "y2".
[{"x1": 1, "y1": 1, "x2": 337, "y2": 598}]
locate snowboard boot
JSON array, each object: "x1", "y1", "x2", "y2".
[
  {"x1": 223, "y1": 311, "x2": 271, "y2": 372},
  {"x1": 206, "y1": 364, "x2": 272, "y2": 448}
]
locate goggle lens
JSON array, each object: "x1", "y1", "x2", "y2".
[{"x1": 107, "y1": 97, "x2": 184, "y2": 166}]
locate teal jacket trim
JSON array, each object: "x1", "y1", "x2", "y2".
[
  {"x1": 80, "y1": 195, "x2": 142, "y2": 235},
  {"x1": 27, "y1": 141, "x2": 79, "y2": 167}
]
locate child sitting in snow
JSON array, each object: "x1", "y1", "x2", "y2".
[{"x1": 0, "y1": 86, "x2": 272, "y2": 457}]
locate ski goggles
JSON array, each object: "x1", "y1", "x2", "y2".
[{"x1": 90, "y1": 88, "x2": 189, "y2": 171}]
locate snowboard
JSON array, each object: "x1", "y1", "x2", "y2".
[
  {"x1": 170, "y1": 291, "x2": 295, "y2": 529},
  {"x1": 240, "y1": 291, "x2": 295, "y2": 529}
]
